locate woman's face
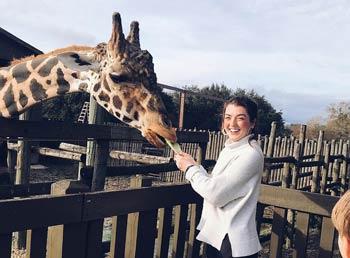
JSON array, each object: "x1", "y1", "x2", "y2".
[{"x1": 223, "y1": 104, "x2": 255, "y2": 142}]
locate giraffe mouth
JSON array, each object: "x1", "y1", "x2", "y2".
[{"x1": 143, "y1": 129, "x2": 177, "y2": 148}]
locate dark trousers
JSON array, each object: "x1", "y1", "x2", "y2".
[{"x1": 206, "y1": 234, "x2": 258, "y2": 258}]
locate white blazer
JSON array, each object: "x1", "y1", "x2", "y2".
[{"x1": 185, "y1": 135, "x2": 264, "y2": 257}]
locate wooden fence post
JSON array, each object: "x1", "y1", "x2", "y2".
[
  {"x1": 320, "y1": 143, "x2": 331, "y2": 194},
  {"x1": 311, "y1": 131, "x2": 324, "y2": 193},
  {"x1": 85, "y1": 95, "x2": 106, "y2": 171},
  {"x1": 47, "y1": 180, "x2": 90, "y2": 258},
  {"x1": 291, "y1": 143, "x2": 301, "y2": 190},
  {"x1": 85, "y1": 139, "x2": 109, "y2": 258},
  {"x1": 178, "y1": 92, "x2": 186, "y2": 130},
  {"x1": 287, "y1": 141, "x2": 301, "y2": 248},
  {"x1": 124, "y1": 176, "x2": 155, "y2": 258},
  {"x1": 262, "y1": 122, "x2": 276, "y2": 184},
  {"x1": 91, "y1": 140, "x2": 109, "y2": 192},
  {"x1": 298, "y1": 125, "x2": 306, "y2": 158},
  {"x1": 281, "y1": 163, "x2": 291, "y2": 188},
  {"x1": 340, "y1": 143, "x2": 349, "y2": 195},
  {"x1": 331, "y1": 159, "x2": 341, "y2": 196},
  {"x1": 6, "y1": 147, "x2": 16, "y2": 184},
  {"x1": 15, "y1": 111, "x2": 34, "y2": 250}
]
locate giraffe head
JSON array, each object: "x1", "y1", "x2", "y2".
[
  {"x1": 90, "y1": 13, "x2": 176, "y2": 147},
  {"x1": 0, "y1": 12, "x2": 176, "y2": 147}
]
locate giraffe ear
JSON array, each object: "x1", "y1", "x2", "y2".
[
  {"x1": 126, "y1": 21, "x2": 140, "y2": 48},
  {"x1": 57, "y1": 52, "x2": 100, "y2": 72},
  {"x1": 108, "y1": 12, "x2": 126, "y2": 57}
]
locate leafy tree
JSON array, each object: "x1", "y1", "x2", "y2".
[
  {"x1": 170, "y1": 84, "x2": 233, "y2": 130},
  {"x1": 41, "y1": 92, "x2": 89, "y2": 122},
  {"x1": 325, "y1": 101, "x2": 350, "y2": 139},
  {"x1": 305, "y1": 101, "x2": 350, "y2": 140},
  {"x1": 304, "y1": 117, "x2": 327, "y2": 140},
  {"x1": 170, "y1": 84, "x2": 287, "y2": 136}
]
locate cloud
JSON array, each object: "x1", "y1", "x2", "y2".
[{"x1": 1, "y1": 0, "x2": 349, "y2": 125}]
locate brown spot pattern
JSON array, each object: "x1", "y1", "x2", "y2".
[
  {"x1": 93, "y1": 83, "x2": 101, "y2": 92},
  {"x1": 147, "y1": 98, "x2": 157, "y2": 112},
  {"x1": 113, "y1": 95, "x2": 122, "y2": 109},
  {"x1": 19, "y1": 90, "x2": 28, "y2": 107},
  {"x1": 0, "y1": 74, "x2": 7, "y2": 90},
  {"x1": 31, "y1": 57, "x2": 45, "y2": 70},
  {"x1": 12, "y1": 63, "x2": 31, "y2": 83},
  {"x1": 126, "y1": 102, "x2": 133, "y2": 113},
  {"x1": 103, "y1": 78, "x2": 111, "y2": 92},
  {"x1": 98, "y1": 91, "x2": 110, "y2": 102},
  {"x1": 38, "y1": 57, "x2": 58, "y2": 77},
  {"x1": 56, "y1": 68, "x2": 70, "y2": 95},
  {"x1": 30, "y1": 79, "x2": 48, "y2": 101}
]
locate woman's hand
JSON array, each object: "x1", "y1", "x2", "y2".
[{"x1": 174, "y1": 152, "x2": 197, "y2": 172}]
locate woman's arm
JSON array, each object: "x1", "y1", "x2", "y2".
[{"x1": 185, "y1": 150, "x2": 263, "y2": 207}]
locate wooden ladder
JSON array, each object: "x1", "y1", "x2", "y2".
[{"x1": 77, "y1": 101, "x2": 90, "y2": 123}]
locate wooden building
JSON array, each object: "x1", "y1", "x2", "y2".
[{"x1": 0, "y1": 26, "x2": 42, "y2": 67}]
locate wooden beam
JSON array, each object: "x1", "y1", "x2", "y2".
[
  {"x1": 259, "y1": 185, "x2": 339, "y2": 217},
  {"x1": 178, "y1": 92, "x2": 185, "y2": 130},
  {"x1": 109, "y1": 150, "x2": 171, "y2": 164},
  {"x1": 33, "y1": 147, "x2": 85, "y2": 162},
  {"x1": 59, "y1": 143, "x2": 86, "y2": 154},
  {"x1": 59, "y1": 143, "x2": 172, "y2": 164}
]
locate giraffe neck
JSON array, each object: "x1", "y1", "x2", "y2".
[{"x1": 0, "y1": 49, "x2": 102, "y2": 117}]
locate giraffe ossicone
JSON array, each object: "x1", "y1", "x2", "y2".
[{"x1": 0, "y1": 12, "x2": 176, "y2": 147}]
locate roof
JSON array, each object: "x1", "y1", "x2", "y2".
[{"x1": 0, "y1": 27, "x2": 42, "y2": 66}]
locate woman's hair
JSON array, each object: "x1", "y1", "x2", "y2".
[
  {"x1": 332, "y1": 190, "x2": 350, "y2": 238},
  {"x1": 221, "y1": 96, "x2": 258, "y2": 135}
]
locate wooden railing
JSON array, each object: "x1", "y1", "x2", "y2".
[
  {"x1": 0, "y1": 184, "x2": 340, "y2": 258},
  {"x1": 0, "y1": 118, "x2": 342, "y2": 257},
  {"x1": 257, "y1": 185, "x2": 339, "y2": 258}
]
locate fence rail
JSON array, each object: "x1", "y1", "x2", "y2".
[
  {"x1": 0, "y1": 183, "x2": 340, "y2": 258},
  {"x1": 0, "y1": 118, "x2": 345, "y2": 257}
]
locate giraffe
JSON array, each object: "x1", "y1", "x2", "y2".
[{"x1": 0, "y1": 12, "x2": 176, "y2": 147}]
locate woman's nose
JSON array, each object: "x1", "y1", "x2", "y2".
[{"x1": 229, "y1": 118, "x2": 237, "y2": 127}]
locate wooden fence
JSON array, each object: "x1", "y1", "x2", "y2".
[
  {"x1": 200, "y1": 123, "x2": 350, "y2": 196},
  {"x1": 2, "y1": 118, "x2": 349, "y2": 196},
  {"x1": 0, "y1": 118, "x2": 343, "y2": 257},
  {"x1": 0, "y1": 182, "x2": 340, "y2": 258}
]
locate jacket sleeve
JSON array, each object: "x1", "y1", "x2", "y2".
[{"x1": 185, "y1": 150, "x2": 263, "y2": 208}]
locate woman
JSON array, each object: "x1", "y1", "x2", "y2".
[{"x1": 174, "y1": 96, "x2": 264, "y2": 258}]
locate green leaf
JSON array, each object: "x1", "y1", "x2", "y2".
[{"x1": 165, "y1": 139, "x2": 182, "y2": 154}]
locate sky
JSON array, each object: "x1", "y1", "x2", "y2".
[{"x1": 1, "y1": 0, "x2": 349, "y2": 124}]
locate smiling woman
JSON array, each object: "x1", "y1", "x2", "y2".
[
  {"x1": 222, "y1": 98, "x2": 257, "y2": 142},
  {"x1": 174, "y1": 96, "x2": 264, "y2": 258}
]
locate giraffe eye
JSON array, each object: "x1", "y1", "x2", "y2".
[{"x1": 109, "y1": 73, "x2": 129, "y2": 83}]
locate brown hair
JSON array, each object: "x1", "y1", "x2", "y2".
[
  {"x1": 221, "y1": 96, "x2": 258, "y2": 135},
  {"x1": 332, "y1": 190, "x2": 350, "y2": 238}
]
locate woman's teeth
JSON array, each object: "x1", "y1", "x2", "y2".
[{"x1": 229, "y1": 128, "x2": 240, "y2": 132}]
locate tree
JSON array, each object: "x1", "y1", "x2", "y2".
[
  {"x1": 170, "y1": 84, "x2": 287, "y2": 136},
  {"x1": 171, "y1": 84, "x2": 233, "y2": 130},
  {"x1": 326, "y1": 101, "x2": 350, "y2": 139},
  {"x1": 42, "y1": 92, "x2": 90, "y2": 122},
  {"x1": 305, "y1": 117, "x2": 326, "y2": 139},
  {"x1": 305, "y1": 101, "x2": 350, "y2": 140}
]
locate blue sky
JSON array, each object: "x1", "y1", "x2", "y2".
[{"x1": 1, "y1": 0, "x2": 349, "y2": 124}]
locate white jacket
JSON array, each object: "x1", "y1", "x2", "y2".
[{"x1": 185, "y1": 135, "x2": 264, "y2": 257}]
